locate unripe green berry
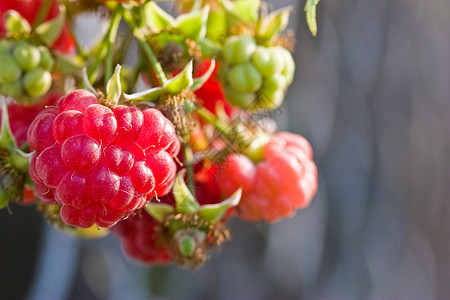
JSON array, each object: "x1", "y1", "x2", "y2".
[
  {"x1": 257, "y1": 89, "x2": 284, "y2": 110},
  {"x1": 223, "y1": 36, "x2": 256, "y2": 65},
  {"x1": 0, "y1": 56, "x2": 22, "y2": 83},
  {"x1": 0, "y1": 81, "x2": 23, "y2": 99},
  {"x1": 23, "y1": 68, "x2": 52, "y2": 97},
  {"x1": 262, "y1": 74, "x2": 287, "y2": 93},
  {"x1": 251, "y1": 46, "x2": 284, "y2": 77},
  {"x1": 38, "y1": 46, "x2": 54, "y2": 70},
  {"x1": 225, "y1": 86, "x2": 255, "y2": 108},
  {"x1": 0, "y1": 40, "x2": 13, "y2": 55},
  {"x1": 275, "y1": 46, "x2": 295, "y2": 85},
  {"x1": 13, "y1": 43, "x2": 41, "y2": 71},
  {"x1": 227, "y1": 63, "x2": 262, "y2": 93}
]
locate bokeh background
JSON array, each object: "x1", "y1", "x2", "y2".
[{"x1": 1, "y1": 0, "x2": 450, "y2": 299}]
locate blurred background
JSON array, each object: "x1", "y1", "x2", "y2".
[{"x1": 1, "y1": 0, "x2": 450, "y2": 299}]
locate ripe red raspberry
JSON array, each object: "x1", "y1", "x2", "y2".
[
  {"x1": 111, "y1": 211, "x2": 171, "y2": 265},
  {"x1": 0, "y1": 93, "x2": 59, "y2": 146},
  {"x1": 27, "y1": 89, "x2": 180, "y2": 228},
  {"x1": 194, "y1": 60, "x2": 233, "y2": 116},
  {"x1": 216, "y1": 132, "x2": 318, "y2": 222}
]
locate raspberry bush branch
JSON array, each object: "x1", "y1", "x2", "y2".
[{"x1": 0, "y1": 0, "x2": 320, "y2": 270}]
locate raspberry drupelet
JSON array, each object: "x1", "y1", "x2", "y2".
[{"x1": 27, "y1": 89, "x2": 180, "y2": 228}]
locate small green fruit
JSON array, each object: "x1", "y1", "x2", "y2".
[
  {"x1": 225, "y1": 86, "x2": 255, "y2": 108},
  {"x1": 0, "y1": 57, "x2": 22, "y2": 83},
  {"x1": 0, "y1": 81, "x2": 23, "y2": 99},
  {"x1": 13, "y1": 43, "x2": 41, "y2": 71},
  {"x1": 23, "y1": 68, "x2": 52, "y2": 97},
  {"x1": 262, "y1": 74, "x2": 287, "y2": 93},
  {"x1": 227, "y1": 63, "x2": 262, "y2": 93},
  {"x1": 38, "y1": 46, "x2": 54, "y2": 70},
  {"x1": 251, "y1": 46, "x2": 284, "y2": 77},
  {"x1": 223, "y1": 36, "x2": 256, "y2": 65}
]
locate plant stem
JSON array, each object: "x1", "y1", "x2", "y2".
[
  {"x1": 196, "y1": 107, "x2": 229, "y2": 137},
  {"x1": 104, "y1": 9, "x2": 122, "y2": 87},
  {"x1": 137, "y1": 38, "x2": 167, "y2": 85},
  {"x1": 183, "y1": 143, "x2": 196, "y2": 195}
]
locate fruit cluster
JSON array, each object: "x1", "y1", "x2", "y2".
[
  {"x1": 0, "y1": 40, "x2": 53, "y2": 100},
  {"x1": 0, "y1": 0, "x2": 320, "y2": 270},
  {"x1": 220, "y1": 36, "x2": 295, "y2": 111}
]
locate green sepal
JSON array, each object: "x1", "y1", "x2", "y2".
[
  {"x1": 175, "y1": 6, "x2": 210, "y2": 40},
  {"x1": 0, "y1": 102, "x2": 17, "y2": 151},
  {"x1": 198, "y1": 188, "x2": 241, "y2": 222},
  {"x1": 4, "y1": 10, "x2": 31, "y2": 35},
  {"x1": 145, "y1": 202, "x2": 175, "y2": 222},
  {"x1": 173, "y1": 169, "x2": 200, "y2": 213},
  {"x1": 304, "y1": 0, "x2": 320, "y2": 37},
  {"x1": 82, "y1": 67, "x2": 99, "y2": 96},
  {"x1": 163, "y1": 60, "x2": 193, "y2": 94},
  {"x1": 10, "y1": 148, "x2": 32, "y2": 173},
  {"x1": 221, "y1": 0, "x2": 260, "y2": 23},
  {"x1": 123, "y1": 87, "x2": 163, "y2": 102},
  {"x1": 35, "y1": 5, "x2": 66, "y2": 46},
  {"x1": 54, "y1": 52, "x2": 84, "y2": 74},
  {"x1": 106, "y1": 65, "x2": 122, "y2": 106},
  {"x1": 144, "y1": 1, "x2": 175, "y2": 32},
  {"x1": 256, "y1": 7, "x2": 292, "y2": 43},
  {"x1": 196, "y1": 38, "x2": 221, "y2": 57},
  {"x1": 190, "y1": 59, "x2": 216, "y2": 91}
]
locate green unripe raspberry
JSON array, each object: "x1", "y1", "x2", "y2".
[
  {"x1": 251, "y1": 46, "x2": 284, "y2": 77},
  {"x1": 23, "y1": 68, "x2": 52, "y2": 97},
  {"x1": 0, "y1": 40, "x2": 13, "y2": 55},
  {"x1": 225, "y1": 86, "x2": 255, "y2": 108},
  {"x1": 227, "y1": 63, "x2": 262, "y2": 93},
  {"x1": 38, "y1": 46, "x2": 54, "y2": 70},
  {"x1": 0, "y1": 56, "x2": 22, "y2": 83},
  {"x1": 257, "y1": 89, "x2": 284, "y2": 110},
  {"x1": 0, "y1": 81, "x2": 23, "y2": 99},
  {"x1": 262, "y1": 74, "x2": 287, "y2": 93},
  {"x1": 223, "y1": 36, "x2": 256, "y2": 65},
  {"x1": 13, "y1": 43, "x2": 41, "y2": 71},
  {"x1": 275, "y1": 46, "x2": 295, "y2": 85}
]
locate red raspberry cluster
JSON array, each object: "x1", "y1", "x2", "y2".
[
  {"x1": 217, "y1": 132, "x2": 318, "y2": 222},
  {"x1": 27, "y1": 89, "x2": 180, "y2": 228}
]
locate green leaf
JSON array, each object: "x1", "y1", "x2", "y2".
[
  {"x1": 145, "y1": 203, "x2": 175, "y2": 222},
  {"x1": 190, "y1": 59, "x2": 216, "y2": 91},
  {"x1": 163, "y1": 60, "x2": 194, "y2": 94},
  {"x1": 35, "y1": 4, "x2": 66, "y2": 46},
  {"x1": 222, "y1": 0, "x2": 261, "y2": 23},
  {"x1": 0, "y1": 103, "x2": 17, "y2": 151},
  {"x1": 106, "y1": 65, "x2": 122, "y2": 106},
  {"x1": 4, "y1": 10, "x2": 31, "y2": 35},
  {"x1": 123, "y1": 86, "x2": 163, "y2": 102},
  {"x1": 175, "y1": 5, "x2": 210, "y2": 40},
  {"x1": 10, "y1": 148, "x2": 32, "y2": 173},
  {"x1": 144, "y1": 1, "x2": 175, "y2": 32},
  {"x1": 257, "y1": 7, "x2": 292, "y2": 42},
  {"x1": 304, "y1": 0, "x2": 320, "y2": 36},
  {"x1": 172, "y1": 169, "x2": 199, "y2": 214},
  {"x1": 198, "y1": 188, "x2": 241, "y2": 222}
]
